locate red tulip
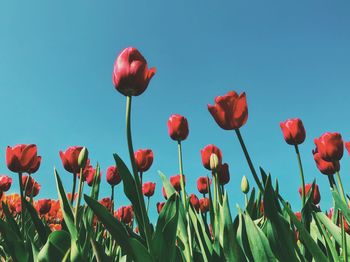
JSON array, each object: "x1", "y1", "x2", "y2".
[
  {"x1": 199, "y1": 198, "x2": 210, "y2": 213},
  {"x1": 112, "y1": 47, "x2": 156, "y2": 96},
  {"x1": 295, "y1": 212, "x2": 302, "y2": 222},
  {"x1": 115, "y1": 205, "x2": 133, "y2": 224},
  {"x1": 21, "y1": 175, "x2": 34, "y2": 190},
  {"x1": 345, "y1": 142, "x2": 350, "y2": 155},
  {"x1": 67, "y1": 193, "x2": 78, "y2": 202},
  {"x1": 26, "y1": 180, "x2": 41, "y2": 197},
  {"x1": 106, "y1": 166, "x2": 122, "y2": 186},
  {"x1": 142, "y1": 182, "x2": 156, "y2": 197},
  {"x1": 156, "y1": 202, "x2": 165, "y2": 214},
  {"x1": 59, "y1": 146, "x2": 84, "y2": 174},
  {"x1": 280, "y1": 118, "x2": 306, "y2": 145},
  {"x1": 35, "y1": 199, "x2": 52, "y2": 215},
  {"x1": 313, "y1": 149, "x2": 340, "y2": 175},
  {"x1": 134, "y1": 149, "x2": 154, "y2": 173},
  {"x1": 162, "y1": 186, "x2": 168, "y2": 199},
  {"x1": 84, "y1": 166, "x2": 101, "y2": 187},
  {"x1": 170, "y1": 174, "x2": 185, "y2": 191},
  {"x1": 189, "y1": 194, "x2": 200, "y2": 212},
  {"x1": 0, "y1": 176, "x2": 12, "y2": 192},
  {"x1": 314, "y1": 132, "x2": 344, "y2": 162},
  {"x1": 200, "y1": 144, "x2": 222, "y2": 170},
  {"x1": 49, "y1": 223, "x2": 62, "y2": 231},
  {"x1": 99, "y1": 197, "x2": 112, "y2": 211},
  {"x1": 216, "y1": 163, "x2": 230, "y2": 185},
  {"x1": 167, "y1": 114, "x2": 189, "y2": 141},
  {"x1": 298, "y1": 183, "x2": 320, "y2": 205},
  {"x1": 197, "y1": 176, "x2": 210, "y2": 194},
  {"x1": 208, "y1": 91, "x2": 248, "y2": 130},
  {"x1": 6, "y1": 144, "x2": 40, "y2": 173}
]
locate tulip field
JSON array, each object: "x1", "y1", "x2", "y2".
[{"x1": 1, "y1": 46, "x2": 350, "y2": 262}]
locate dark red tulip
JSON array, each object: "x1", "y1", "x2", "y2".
[
  {"x1": 197, "y1": 176, "x2": 210, "y2": 194},
  {"x1": 313, "y1": 149, "x2": 340, "y2": 175},
  {"x1": 167, "y1": 114, "x2": 189, "y2": 141},
  {"x1": 112, "y1": 47, "x2": 156, "y2": 96},
  {"x1": 156, "y1": 202, "x2": 165, "y2": 214},
  {"x1": 134, "y1": 149, "x2": 154, "y2": 172},
  {"x1": 6, "y1": 144, "x2": 40, "y2": 173},
  {"x1": 115, "y1": 205, "x2": 134, "y2": 224},
  {"x1": 35, "y1": 199, "x2": 52, "y2": 215},
  {"x1": 59, "y1": 146, "x2": 84, "y2": 174},
  {"x1": 84, "y1": 166, "x2": 101, "y2": 187},
  {"x1": 106, "y1": 166, "x2": 122, "y2": 186},
  {"x1": 170, "y1": 174, "x2": 185, "y2": 191},
  {"x1": 216, "y1": 163, "x2": 230, "y2": 185},
  {"x1": 280, "y1": 118, "x2": 306, "y2": 145},
  {"x1": 99, "y1": 197, "x2": 112, "y2": 212},
  {"x1": 26, "y1": 180, "x2": 41, "y2": 197},
  {"x1": 142, "y1": 182, "x2": 156, "y2": 197},
  {"x1": 21, "y1": 175, "x2": 34, "y2": 190},
  {"x1": 314, "y1": 132, "x2": 343, "y2": 162},
  {"x1": 0, "y1": 175, "x2": 12, "y2": 192},
  {"x1": 199, "y1": 198, "x2": 210, "y2": 213},
  {"x1": 345, "y1": 142, "x2": 350, "y2": 155},
  {"x1": 200, "y1": 144, "x2": 222, "y2": 170},
  {"x1": 298, "y1": 183, "x2": 320, "y2": 205},
  {"x1": 208, "y1": 91, "x2": 248, "y2": 130},
  {"x1": 189, "y1": 194, "x2": 200, "y2": 212},
  {"x1": 162, "y1": 186, "x2": 168, "y2": 199}
]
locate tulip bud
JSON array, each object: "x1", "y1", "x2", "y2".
[
  {"x1": 241, "y1": 176, "x2": 249, "y2": 194},
  {"x1": 209, "y1": 153, "x2": 219, "y2": 171},
  {"x1": 78, "y1": 147, "x2": 89, "y2": 169}
]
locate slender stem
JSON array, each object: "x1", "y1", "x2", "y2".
[
  {"x1": 74, "y1": 168, "x2": 84, "y2": 227},
  {"x1": 245, "y1": 194, "x2": 248, "y2": 207},
  {"x1": 18, "y1": 172, "x2": 24, "y2": 238},
  {"x1": 111, "y1": 185, "x2": 115, "y2": 214},
  {"x1": 294, "y1": 145, "x2": 306, "y2": 206},
  {"x1": 146, "y1": 197, "x2": 150, "y2": 214},
  {"x1": 177, "y1": 141, "x2": 187, "y2": 209},
  {"x1": 70, "y1": 173, "x2": 77, "y2": 206},
  {"x1": 140, "y1": 172, "x2": 143, "y2": 186},
  {"x1": 125, "y1": 96, "x2": 151, "y2": 250},
  {"x1": 235, "y1": 129, "x2": 264, "y2": 192},
  {"x1": 335, "y1": 171, "x2": 347, "y2": 204}
]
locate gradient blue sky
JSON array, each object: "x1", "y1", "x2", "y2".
[{"x1": 1, "y1": 1, "x2": 350, "y2": 219}]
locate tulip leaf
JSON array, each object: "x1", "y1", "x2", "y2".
[
  {"x1": 37, "y1": 231, "x2": 71, "y2": 262},
  {"x1": 332, "y1": 190, "x2": 350, "y2": 224},
  {"x1": 1, "y1": 201, "x2": 21, "y2": 238}
]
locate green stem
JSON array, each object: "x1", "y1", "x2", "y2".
[
  {"x1": 235, "y1": 129, "x2": 264, "y2": 193},
  {"x1": 70, "y1": 173, "x2": 77, "y2": 206},
  {"x1": 111, "y1": 185, "x2": 115, "y2": 214},
  {"x1": 335, "y1": 171, "x2": 347, "y2": 204},
  {"x1": 74, "y1": 168, "x2": 84, "y2": 227},
  {"x1": 18, "y1": 172, "x2": 25, "y2": 238},
  {"x1": 125, "y1": 96, "x2": 151, "y2": 250},
  {"x1": 245, "y1": 194, "x2": 248, "y2": 207},
  {"x1": 146, "y1": 197, "x2": 150, "y2": 214},
  {"x1": 178, "y1": 141, "x2": 187, "y2": 209},
  {"x1": 294, "y1": 145, "x2": 306, "y2": 206}
]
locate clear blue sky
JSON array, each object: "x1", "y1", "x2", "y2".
[{"x1": 1, "y1": 1, "x2": 350, "y2": 220}]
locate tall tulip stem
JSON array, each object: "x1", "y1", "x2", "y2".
[
  {"x1": 74, "y1": 168, "x2": 84, "y2": 226},
  {"x1": 71, "y1": 173, "x2": 77, "y2": 206},
  {"x1": 177, "y1": 141, "x2": 187, "y2": 208},
  {"x1": 335, "y1": 171, "x2": 347, "y2": 204},
  {"x1": 18, "y1": 172, "x2": 25, "y2": 237},
  {"x1": 125, "y1": 95, "x2": 151, "y2": 250},
  {"x1": 235, "y1": 129, "x2": 264, "y2": 193},
  {"x1": 294, "y1": 145, "x2": 306, "y2": 206},
  {"x1": 111, "y1": 185, "x2": 115, "y2": 214}
]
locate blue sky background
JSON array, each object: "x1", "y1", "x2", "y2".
[{"x1": 1, "y1": 1, "x2": 350, "y2": 220}]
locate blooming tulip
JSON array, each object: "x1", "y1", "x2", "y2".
[
  {"x1": 142, "y1": 182, "x2": 156, "y2": 197},
  {"x1": 170, "y1": 174, "x2": 186, "y2": 191},
  {"x1": 314, "y1": 132, "x2": 344, "y2": 162},
  {"x1": 280, "y1": 118, "x2": 306, "y2": 145},
  {"x1": 115, "y1": 205, "x2": 134, "y2": 224},
  {"x1": 59, "y1": 146, "x2": 84, "y2": 174},
  {"x1": 106, "y1": 166, "x2": 121, "y2": 186},
  {"x1": 197, "y1": 176, "x2": 210, "y2": 194},
  {"x1": 35, "y1": 199, "x2": 52, "y2": 215},
  {"x1": 200, "y1": 144, "x2": 222, "y2": 170},
  {"x1": 189, "y1": 194, "x2": 200, "y2": 212},
  {"x1": 112, "y1": 47, "x2": 156, "y2": 96},
  {"x1": 0, "y1": 176, "x2": 12, "y2": 192},
  {"x1": 298, "y1": 183, "x2": 320, "y2": 205},
  {"x1": 199, "y1": 198, "x2": 210, "y2": 213},
  {"x1": 313, "y1": 149, "x2": 340, "y2": 175},
  {"x1": 208, "y1": 91, "x2": 248, "y2": 130},
  {"x1": 6, "y1": 144, "x2": 41, "y2": 173},
  {"x1": 167, "y1": 114, "x2": 189, "y2": 141},
  {"x1": 134, "y1": 149, "x2": 154, "y2": 173}
]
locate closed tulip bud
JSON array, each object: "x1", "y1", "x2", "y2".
[
  {"x1": 208, "y1": 91, "x2": 248, "y2": 130},
  {"x1": 134, "y1": 149, "x2": 154, "y2": 173},
  {"x1": 6, "y1": 144, "x2": 41, "y2": 174},
  {"x1": 59, "y1": 146, "x2": 84, "y2": 174},
  {"x1": 314, "y1": 132, "x2": 343, "y2": 162},
  {"x1": 170, "y1": 174, "x2": 185, "y2": 192},
  {"x1": 199, "y1": 198, "x2": 210, "y2": 213},
  {"x1": 197, "y1": 176, "x2": 210, "y2": 194},
  {"x1": 106, "y1": 166, "x2": 122, "y2": 186},
  {"x1": 35, "y1": 199, "x2": 52, "y2": 215},
  {"x1": 0, "y1": 176, "x2": 12, "y2": 192},
  {"x1": 112, "y1": 47, "x2": 156, "y2": 96},
  {"x1": 313, "y1": 149, "x2": 340, "y2": 175},
  {"x1": 280, "y1": 118, "x2": 306, "y2": 145},
  {"x1": 216, "y1": 163, "x2": 230, "y2": 185},
  {"x1": 167, "y1": 114, "x2": 189, "y2": 141},
  {"x1": 78, "y1": 147, "x2": 89, "y2": 169},
  {"x1": 209, "y1": 154, "x2": 219, "y2": 171},
  {"x1": 189, "y1": 194, "x2": 200, "y2": 212},
  {"x1": 156, "y1": 202, "x2": 165, "y2": 214},
  {"x1": 298, "y1": 183, "x2": 321, "y2": 205},
  {"x1": 142, "y1": 182, "x2": 156, "y2": 197},
  {"x1": 241, "y1": 176, "x2": 249, "y2": 194},
  {"x1": 201, "y1": 144, "x2": 222, "y2": 170}
]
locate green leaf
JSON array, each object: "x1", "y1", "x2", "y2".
[
  {"x1": 37, "y1": 231, "x2": 71, "y2": 262},
  {"x1": 1, "y1": 201, "x2": 21, "y2": 238}
]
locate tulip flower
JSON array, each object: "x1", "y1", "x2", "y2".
[
  {"x1": 106, "y1": 166, "x2": 122, "y2": 186},
  {"x1": 170, "y1": 174, "x2": 186, "y2": 192},
  {"x1": 345, "y1": 142, "x2": 350, "y2": 155},
  {"x1": 6, "y1": 144, "x2": 41, "y2": 174},
  {"x1": 189, "y1": 194, "x2": 200, "y2": 212},
  {"x1": 298, "y1": 183, "x2": 321, "y2": 205},
  {"x1": 0, "y1": 176, "x2": 12, "y2": 192},
  {"x1": 208, "y1": 91, "x2": 248, "y2": 130},
  {"x1": 197, "y1": 176, "x2": 210, "y2": 195},
  {"x1": 199, "y1": 198, "x2": 210, "y2": 213},
  {"x1": 115, "y1": 205, "x2": 134, "y2": 224},
  {"x1": 156, "y1": 202, "x2": 165, "y2": 214},
  {"x1": 134, "y1": 149, "x2": 154, "y2": 173},
  {"x1": 59, "y1": 146, "x2": 84, "y2": 174},
  {"x1": 313, "y1": 149, "x2": 340, "y2": 175},
  {"x1": 216, "y1": 163, "x2": 230, "y2": 185},
  {"x1": 314, "y1": 132, "x2": 344, "y2": 162},
  {"x1": 99, "y1": 197, "x2": 112, "y2": 212},
  {"x1": 200, "y1": 144, "x2": 222, "y2": 170},
  {"x1": 167, "y1": 114, "x2": 189, "y2": 141},
  {"x1": 280, "y1": 118, "x2": 306, "y2": 145},
  {"x1": 25, "y1": 180, "x2": 41, "y2": 197},
  {"x1": 49, "y1": 224, "x2": 62, "y2": 231},
  {"x1": 142, "y1": 182, "x2": 156, "y2": 197},
  {"x1": 112, "y1": 47, "x2": 156, "y2": 96},
  {"x1": 85, "y1": 166, "x2": 101, "y2": 187},
  {"x1": 35, "y1": 199, "x2": 52, "y2": 215}
]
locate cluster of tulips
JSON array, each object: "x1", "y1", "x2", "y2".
[{"x1": 0, "y1": 46, "x2": 349, "y2": 262}]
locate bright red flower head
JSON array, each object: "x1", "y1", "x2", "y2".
[
  {"x1": 142, "y1": 182, "x2": 156, "y2": 197},
  {"x1": 167, "y1": 114, "x2": 189, "y2": 141},
  {"x1": 280, "y1": 118, "x2": 306, "y2": 145},
  {"x1": 115, "y1": 205, "x2": 134, "y2": 224},
  {"x1": 208, "y1": 91, "x2": 248, "y2": 130},
  {"x1": 84, "y1": 166, "x2": 101, "y2": 187},
  {"x1": 0, "y1": 176, "x2": 12, "y2": 192},
  {"x1": 197, "y1": 176, "x2": 210, "y2": 194},
  {"x1": 112, "y1": 47, "x2": 156, "y2": 96},
  {"x1": 6, "y1": 144, "x2": 40, "y2": 173},
  {"x1": 298, "y1": 183, "x2": 320, "y2": 205},
  {"x1": 134, "y1": 149, "x2": 154, "y2": 173},
  {"x1": 59, "y1": 146, "x2": 84, "y2": 174},
  {"x1": 99, "y1": 197, "x2": 112, "y2": 212},
  {"x1": 314, "y1": 132, "x2": 343, "y2": 162},
  {"x1": 170, "y1": 174, "x2": 185, "y2": 192},
  {"x1": 35, "y1": 199, "x2": 52, "y2": 215},
  {"x1": 106, "y1": 166, "x2": 122, "y2": 186},
  {"x1": 313, "y1": 149, "x2": 340, "y2": 175},
  {"x1": 156, "y1": 202, "x2": 165, "y2": 214},
  {"x1": 189, "y1": 194, "x2": 200, "y2": 212},
  {"x1": 199, "y1": 198, "x2": 210, "y2": 213},
  {"x1": 200, "y1": 144, "x2": 222, "y2": 170},
  {"x1": 216, "y1": 163, "x2": 230, "y2": 185}
]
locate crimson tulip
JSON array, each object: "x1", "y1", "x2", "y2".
[
  {"x1": 208, "y1": 91, "x2": 248, "y2": 130},
  {"x1": 142, "y1": 182, "x2": 156, "y2": 197},
  {"x1": 345, "y1": 141, "x2": 350, "y2": 155},
  {"x1": 156, "y1": 202, "x2": 165, "y2": 214},
  {"x1": 167, "y1": 114, "x2": 189, "y2": 141},
  {"x1": 314, "y1": 132, "x2": 344, "y2": 162},
  {"x1": 35, "y1": 199, "x2": 52, "y2": 215},
  {"x1": 0, "y1": 175, "x2": 12, "y2": 192},
  {"x1": 84, "y1": 165, "x2": 101, "y2": 187},
  {"x1": 112, "y1": 47, "x2": 156, "y2": 96},
  {"x1": 199, "y1": 198, "x2": 210, "y2": 213},
  {"x1": 200, "y1": 144, "x2": 222, "y2": 170},
  {"x1": 280, "y1": 118, "x2": 306, "y2": 145},
  {"x1": 313, "y1": 149, "x2": 340, "y2": 175},
  {"x1": 115, "y1": 205, "x2": 134, "y2": 224},
  {"x1": 134, "y1": 149, "x2": 154, "y2": 173},
  {"x1": 6, "y1": 144, "x2": 41, "y2": 173},
  {"x1": 26, "y1": 180, "x2": 41, "y2": 197},
  {"x1": 189, "y1": 194, "x2": 200, "y2": 212},
  {"x1": 106, "y1": 166, "x2": 122, "y2": 186},
  {"x1": 99, "y1": 197, "x2": 112, "y2": 211},
  {"x1": 197, "y1": 176, "x2": 210, "y2": 194},
  {"x1": 298, "y1": 183, "x2": 320, "y2": 205},
  {"x1": 59, "y1": 146, "x2": 84, "y2": 174},
  {"x1": 170, "y1": 174, "x2": 186, "y2": 191},
  {"x1": 216, "y1": 163, "x2": 230, "y2": 185}
]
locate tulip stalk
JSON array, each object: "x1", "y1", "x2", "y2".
[
  {"x1": 18, "y1": 172, "x2": 25, "y2": 237},
  {"x1": 74, "y1": 168, "x2": 84, "y2": 226},
  {"x1": 335, "y1": 171, "x2": 347, "y2": 204},
  {"x1": 235, "y1": 129, "x2": 264, "y2": 193},
  {"x1": 70, "y1": 174, "x2": 77, "y2": 206},
  {"x1": 111, "y1": 185, "x2": 115, "y2": 214},
  {"x1": 177, "y1": 141, "x2": 187, "y2": 208},
  {"x1": 294, "y1": 145, "x2": 306, "y2": 206}
]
